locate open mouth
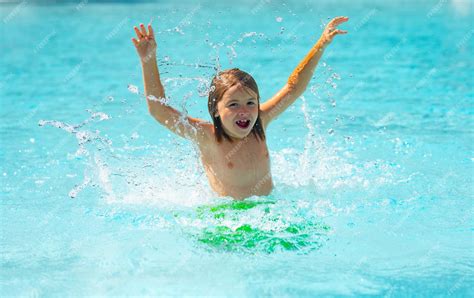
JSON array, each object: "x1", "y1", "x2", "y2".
[{"x1": 235, "y1": 119, "x2": 251, "y2": 129}]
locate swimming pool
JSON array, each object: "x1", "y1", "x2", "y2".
[{"x1": 1, "y1": 0, "x2": 473, "y2": 296}]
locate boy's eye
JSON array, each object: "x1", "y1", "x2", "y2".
[
  {"x1": 228, "y1": 103, "x2": 238, "y2": 107},
  {"x1": 247, "y1": 101, "x2": 256, "y2": 106}
]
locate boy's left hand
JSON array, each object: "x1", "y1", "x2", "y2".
[
  {"x1": 321, "y1": 16, "x2": 349, "y2": 45},
  {"x1": 132, "y1": 23, "x2": 157, "y2": 62}
]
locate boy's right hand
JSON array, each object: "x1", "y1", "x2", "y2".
[{"x1": 132, "y1": 23, "x2": 157, "y2": 63}]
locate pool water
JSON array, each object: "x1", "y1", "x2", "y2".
[{"x1": 1, "y1": 0, "x2": 473, "y2": 296}]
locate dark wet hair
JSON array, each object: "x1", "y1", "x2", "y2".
[{"x1": 208, "y1": 68, "x2": 265, "y2": 143}]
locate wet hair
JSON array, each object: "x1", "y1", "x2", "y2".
[{"x1": 208, "y1": 68, "x2": 265, "y2": 143}]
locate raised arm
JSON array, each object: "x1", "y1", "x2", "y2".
[
  {"x1": 132, "y1": 24, "x2": 211, "y2": 142},
  {"x1": 260, "y1": 16, "x2": 348, "y2": 127}
]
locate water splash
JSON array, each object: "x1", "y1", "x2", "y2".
[
  {"x1": 204, "y1": 31, "x2": 266, "y2": 65},
  {"x1": 38, "y1": 111, "x2": 112, "y2": 158},
  {"x1": 39, "y1": 111, "x2": 113, "y2": 197},
  {"x1": 69, "y1": 175, "x2": 91, "y2": 199}
]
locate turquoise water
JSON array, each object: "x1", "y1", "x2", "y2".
[{"x1": 1, "y1": 0, "x2": 473, "y2": 296}]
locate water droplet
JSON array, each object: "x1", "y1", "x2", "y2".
[
  {"x1": 276, "y1": 16, "x2": 283, "y2": 22},
  {"x1": 90, "y1": 111, "x2": 110, "y2": 121},
  {"x1": 131, "y1": 132, "x2": 139, "y2": 139},
  {"x1": 128, "y1": 84, "x2": 139, "y2": 94},
  {"x1": 29, "y1": 138, "x2": 35, "y2": 143}
]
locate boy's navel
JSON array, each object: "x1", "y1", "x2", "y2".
[{"x1": 227, "y1": 161, "x2": 234, "y2": 169}]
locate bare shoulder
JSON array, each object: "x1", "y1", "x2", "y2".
[{"x1": 193, "y1": 121, "x2": 216, "y2": 151}]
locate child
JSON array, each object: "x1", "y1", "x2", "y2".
[{"x1": 132, "y1": 17, "x2": 348, "y2": 200}]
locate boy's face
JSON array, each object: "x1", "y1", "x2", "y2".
[{"x1": 216, "y1": 83, "x2": 259, "y2": 140}]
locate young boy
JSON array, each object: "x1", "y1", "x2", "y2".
[{"x1": 132, "y1": 16, "x2": 348, "y2": 200}]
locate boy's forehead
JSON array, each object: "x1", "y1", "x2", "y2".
[{"x1": 223, "y1": 83, "x2": 257, "y2": 100}]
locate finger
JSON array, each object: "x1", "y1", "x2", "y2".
[
  {"x1": 337, "y1": 17, "x2": 349, "y2": 25},
  {"x1": 331, "y1": 29, "x2": 347, "y2": 37},
  {"x1": 140, "y1": 23, "x2": 147, "y2": 36},
  {"x1": 132, "y1": 38, "x2": 139, "y2": 46},
  {"x1": 148, "y1": 24, "x2": 155, "y2": 39},
  {"x1": 329, "y1": 16, "x2": 349, "y2": 27},
  {"x1": 134, "y1": 26, "x2": 143, "y2": 38}
]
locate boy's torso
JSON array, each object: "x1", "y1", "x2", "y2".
[{"x1": 199, "y1": 132, "x2": 272, "y2": 199}]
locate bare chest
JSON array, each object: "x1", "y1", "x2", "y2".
[{"x1": 201, "y1": 136, "x2": 271, "y2": 187}]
